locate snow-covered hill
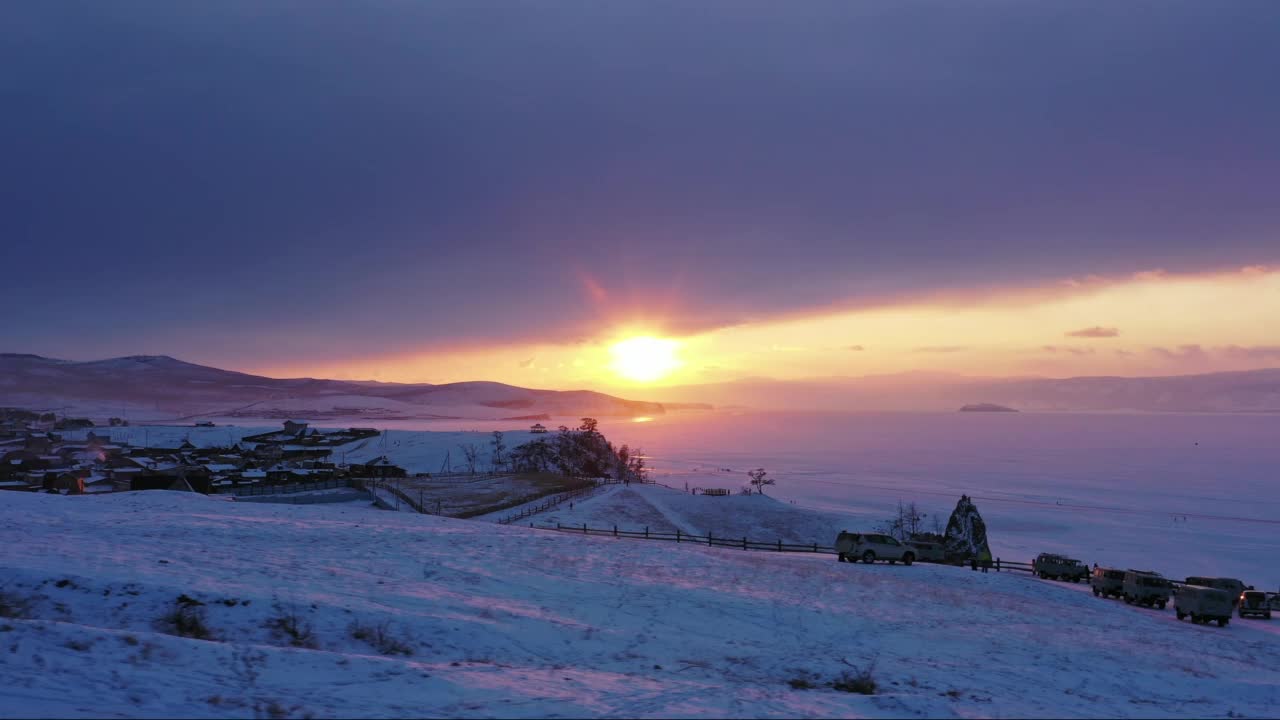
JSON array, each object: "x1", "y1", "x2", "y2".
[
  {"x1": 0, "y1": 353, "x2": 663, "y2": 421},
  {"x1": 1, "y1": 491, "x2": 1276, "y2": 718}
]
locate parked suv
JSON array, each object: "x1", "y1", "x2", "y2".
[
  {"x1": 835, "y1": 532, "x2": 916, "y2": 565},
  {"x1": 1090, "y1": 566, "x2": 1126, "y2": 598},
  {"x1": 1238, "y1": 591, "x2": 1272, "y2": 619},
  {"x1": 1123, "y1": 570, "x2": 1172, "y2": 608},
  {"x1": 1032, "y1": 553, "x2": 1088, "y2": 583}
]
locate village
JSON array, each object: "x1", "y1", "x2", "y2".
[{"x1": 0, "y1": 408, "x2": 406, "y2": 496}]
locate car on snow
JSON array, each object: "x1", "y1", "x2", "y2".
[
  {"x1": 1175, "y1": 585, "x2": 1234, "y2": 626},
  {"x1": 1185, "y1": 576, "x2": 1246, "y2": 606},
  {"x1": 904, "y1": 539, "x2": 947, "y2": 563},
  {"x1": 1237, "y1": 591, "x2": 1272, "y2": 619},
  {"x1": 1123, "y1": 570, "x2": 1172, "y2": 608},
  {"x1": 1032, "y1": 553, "x2": 1088, "y2": 582},
  {"x1": 1090, "y1": 566, "x2": 1126, "y2": 598},
  {"x1": 835, "y1": 532, "x2": 916, "y2": 565}
]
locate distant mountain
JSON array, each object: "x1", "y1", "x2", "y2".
[
  {"x1": 637, "y1": 368, "x2": 1280, "y2": 413},
  {"x1": 959, "y1": 403, "x2": 1018, "y2": 413},
  {"x1": 0, "y1": 354, "x2": 665, "y2": 422}
]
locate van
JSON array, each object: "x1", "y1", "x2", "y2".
[
  {"x1": 1185, "y1": 577, "x2": 1246, "y2": 606},
  {"x1": 1123, "y1": 570, "x2": 1171, "y2": 608},
  {"x1": 1237, "y1": 591, "x2": 1271, "y2": 619},
  {"x1": 1175, "y1": 585, "x2": 1233, "y2": 626},
  {"x1": 1090, "y1": 567, "x2": 1126, "y2": 599},
  {"x1": 1032, "y1": 553, "x2": 1088, "y2": 582}
]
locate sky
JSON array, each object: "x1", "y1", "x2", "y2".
[{"x1": 2, "y1": 1, "x2": 1278, "y2": 391}]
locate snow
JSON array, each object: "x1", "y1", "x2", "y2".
[
  {"x1": 63, "y1": 411, "x2": 1280, "y2": 590},
  {"x1": 1, "y1": 490, "x2": 1277, "y2": 718},
  {"x1": 597, "y1": 411, "x2": 1280, "y2": 591}
]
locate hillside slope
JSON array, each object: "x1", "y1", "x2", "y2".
[
  {"x1": 0, "y1": 353, "x2": 663, "y2": 421},
  {"x1": 0, "y1": 491, "x2": 1276, "y2": 718}
]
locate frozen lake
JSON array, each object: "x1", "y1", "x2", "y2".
[
  {"x1": 598, "y1": 411, "x2": 1280, "y2": 591},
  {"x1": 76, "y1": 410, "x2": 1280, "y2": 590}
]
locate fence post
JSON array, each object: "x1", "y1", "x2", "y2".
[
  {"x1": 557, "y1": 523, "x2": 561, "y2": 530},
  {"x1": 676, "y1": 529, "x2": 681, "y2": 543},
  {"x1": 743, "y1": 536, "x2": 747, "y2": 550},
  {"x1": 583, "y1": 523, "x2": 587, "y2": 534},
  {"x1": 778, "y1": 539, "x2": 782, "y2": 552},
  {"x1": 708, "y1": 532, "x2": 713, "y2": 546},
  {"x1": 614, "y1": 525, "x2": 617, "y2": 537},
  {"x1": 645, "y1": 526, "x2": 649, "y2": 539},
  {"x1": 812, "y1": 543, "x2": 818, "y2": 553},
  {"x1": 996, "y1": 557, "x2": 1001, "y2": 572}
]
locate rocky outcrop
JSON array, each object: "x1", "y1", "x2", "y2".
[{"x1": 944, "y1": 494, "x2": 992, "y2": 563}]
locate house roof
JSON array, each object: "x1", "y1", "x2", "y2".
[{"x1": 202, "y1": 464, "x2": 238, "y2": 473}]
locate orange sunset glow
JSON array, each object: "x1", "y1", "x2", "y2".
[{"x1": 248, "y1": 265, "x2": 1280, "y2": 391}]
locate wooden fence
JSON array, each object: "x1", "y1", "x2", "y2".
[
  {"x1": 547, "y1": 523, "x2": 838, "y2": 554},
  {"x1": 541, "y1": 523, "x2": 1038, "y2": 573},
  {"x1": 497, "y1": 484, "x2": 603, "y2": 525}
]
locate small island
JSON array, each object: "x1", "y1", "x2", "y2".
[{"x1": 959, "y1": 403, "x2": 1018, "y2": 413}]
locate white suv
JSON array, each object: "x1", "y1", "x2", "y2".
[{"x1": 835, "y1": 532, "x2": 916, "y2": 565}]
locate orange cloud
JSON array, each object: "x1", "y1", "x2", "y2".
[{"x1": 1066, "y1": 326, "x2": 1120, "y2": 338}]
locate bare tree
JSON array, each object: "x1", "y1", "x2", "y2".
[
  {"x1": 747, "y1": 468, "x2": 774, "y2": 495},
  {"x1": 627, "y1": 447, "x2": 648, "y2": 483},
  {"x1": 489, "y1": 431, "x2": 506, "y2": 472},
  {"x1": 579, "y1": 417, "x2": 599, "y2": 434},
  {"x1": 880, "y1": 501, "x2": 928, "y2": 542},
  {"x1": 459, "y1": 443, "x2": 481, "y2": 475}
]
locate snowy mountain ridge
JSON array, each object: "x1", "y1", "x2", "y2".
[{"x1": 0, "y1": 353, "x2": 664, "y2": 421}]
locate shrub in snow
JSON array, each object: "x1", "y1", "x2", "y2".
[
  {"x1": 831, "y1": 668, "x2": 877, "y2": 695},
  {"x1": 160, "y1": 595, "x2": 214, "y2": 640},
  {"x1": 349, "y1": 620, "x2": 413, "y2": 656},
  {"x1": 265, "y1": 604, "x2": 317, "y2": 649},
  {"x1": 0, "y1": 590, "x2": 33, "y2": 619}
]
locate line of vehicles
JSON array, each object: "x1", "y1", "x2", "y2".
[
  {"x1": 829, "y1": 536, "x2": 1276, "y2": 630},
  {"x1": 1032, "y1": 553, "x2": 1276, "y2": 628}
]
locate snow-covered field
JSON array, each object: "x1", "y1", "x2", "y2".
[
  {"x1": 67, "y1": 411, "x2": 1280, "y2": 590},
  {"x1": 2, "y1": 490, "x2": 1277, "y2": 718}
]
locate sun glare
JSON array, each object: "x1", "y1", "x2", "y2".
[{"x1": 609, "y1": 336, "x2": 681, "y2": 383}]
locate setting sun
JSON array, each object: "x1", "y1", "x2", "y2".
[{"x1": 609, "y1": 336, "x2": 681, "y2": 383}]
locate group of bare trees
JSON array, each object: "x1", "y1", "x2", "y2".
[
  {"x1": 494, "y1": 418, "x2": 649, "y2": 482},
  {"x1": 878, "y1": 500, "x2": 943, "y2": 542}
]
